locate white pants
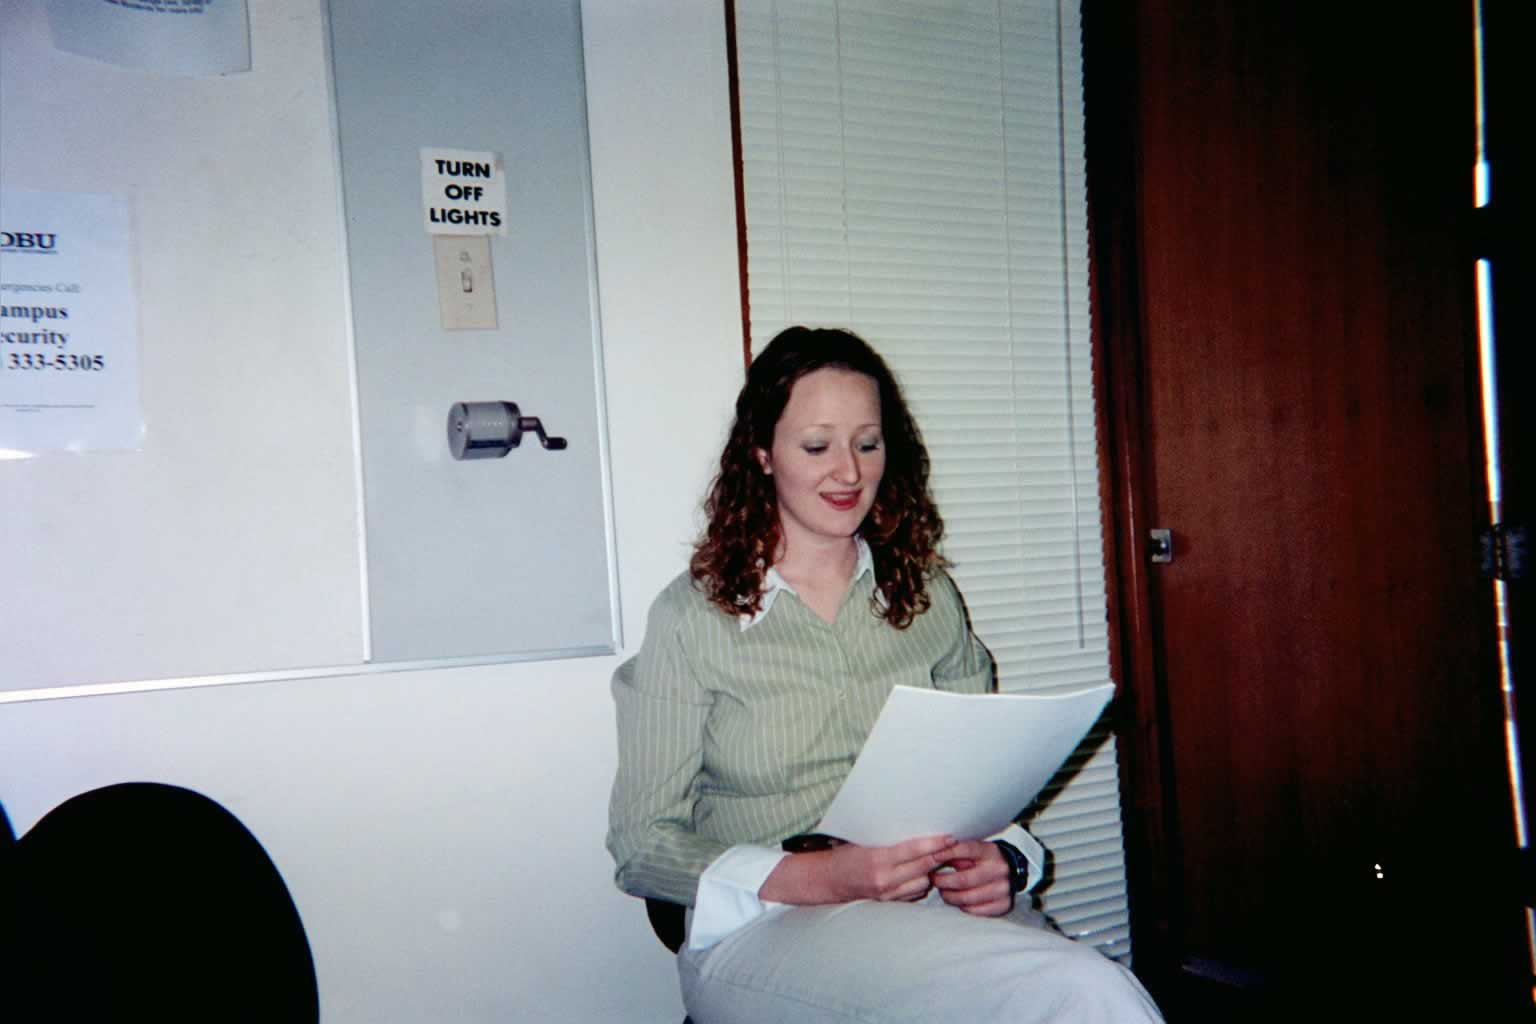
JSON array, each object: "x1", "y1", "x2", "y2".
[{"x1": 678, "y1": 898, "x2": 1165, "y2": 1023}]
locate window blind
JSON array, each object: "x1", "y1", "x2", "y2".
[{"x1": 734, "y1": 0, "x2": 1132, "y2": 961}]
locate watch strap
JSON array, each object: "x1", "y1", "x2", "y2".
[{"x1": 993, "y1": 839, "x2": 1030, "y2": 894}]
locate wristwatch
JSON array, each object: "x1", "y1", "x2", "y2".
[{"x1": 993, "y1": 839, "x2": 1030, "y2": 894}]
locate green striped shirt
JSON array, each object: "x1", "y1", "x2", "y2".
[{"x1": 607, "y1": 564, "x2": 994, "y2": 907}]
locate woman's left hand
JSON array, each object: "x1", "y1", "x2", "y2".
[{"x1": 930, "y1": 840, "x2": 1013, "y2": 917}]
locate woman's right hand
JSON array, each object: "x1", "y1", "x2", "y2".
[{"x1": 758, "y1": 835, "x2": 959, "y2": 905}]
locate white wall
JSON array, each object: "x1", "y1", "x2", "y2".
[{"x1": 0, "y1": 1, "x2": 742, "y2": 1019}]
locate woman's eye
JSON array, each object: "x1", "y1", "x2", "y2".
[
  {"x1": 858, "y1": 439, "x2": 883, "y2": 453},
  {"x1": 802, "y1": 444, "x2": 828, "y2": 455}
]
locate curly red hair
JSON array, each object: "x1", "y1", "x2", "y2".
[{"x1": 690, "y1": 326, "x2": 945, "y2": 629}]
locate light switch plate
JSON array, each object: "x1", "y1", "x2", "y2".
[{"x1": 433, "y1": 235, "x2": 498, "y2": 330}]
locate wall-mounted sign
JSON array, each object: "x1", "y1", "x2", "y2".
[
  {"x1": 45, "y1": 0, "x2": 251, "y2": 77},
  {"x1": 420, "y1": 148, "x2": 507, "y2": 237},
  {"x1": 0, "y1": 190, "x2": 143, "y2": 453}
]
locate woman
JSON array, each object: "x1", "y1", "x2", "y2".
[{"x1": 608, "y1": 327, "x2": 1163, "y2": 1022}]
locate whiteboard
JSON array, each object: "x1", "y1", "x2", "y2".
[{"x1": 0, "y1": 0, "x2": 617, "y2": 694}]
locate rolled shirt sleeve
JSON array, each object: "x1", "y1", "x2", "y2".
[{"x1": 688, "y1": 844, "x2": 790, "y2": 951}]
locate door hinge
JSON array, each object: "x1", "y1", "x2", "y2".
[{"x1": 1480, "y1": 523, "x2": 1527, "y2": 581}]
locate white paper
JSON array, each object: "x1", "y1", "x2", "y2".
[
  {"x1": 816, "y1": 684, "x2": 1114, "y2": 846},
  {"x1": 1, "y1": 190, "x2": 143, "y2": 453},
  {"x1": 46, "y1": 0, "x2": 251, "y2": 77},
  {"x1": 421, "y1": 148, "x2": 508, "y2": 237}
]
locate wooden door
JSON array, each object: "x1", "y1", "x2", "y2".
[{"x1": 1086, "y1": 1, "x2": 1529, "y2": 1014}]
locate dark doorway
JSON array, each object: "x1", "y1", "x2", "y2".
[{"x1": 1087, "y1": 2, "x2": 1529, "y2": 1016}]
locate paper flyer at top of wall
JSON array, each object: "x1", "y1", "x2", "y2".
[{"x1": 46, "y1": 0, "x2": 251, "y2": 76}]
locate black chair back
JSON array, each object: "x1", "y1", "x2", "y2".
[
  {"x1": 645, "y1": 897, "x2": 687, "y2": 955},
  {"x1": 6, "y1": 782, "x2": 319, "y2": 1022}
]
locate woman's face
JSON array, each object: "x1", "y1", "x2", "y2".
[{"x1": 756, "y1": 367, "x2": 886, "y2": 554}]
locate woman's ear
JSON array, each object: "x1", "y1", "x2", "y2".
[{"x1": 753, "y1": 447, "x2": 773, "y2": 475}]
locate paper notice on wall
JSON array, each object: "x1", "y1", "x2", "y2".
[
  {"x1": 0, "y1": 190, "x2": 144, "y2": 454},
  {"x1": 421, "y1": 148, "x2": 508, "y2": 236},
  {"x1": 45, "y1": 0, "x2": 251, "y2": 76}
]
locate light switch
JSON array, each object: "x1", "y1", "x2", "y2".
[{"x1": 433, "y1": 235, "x2": 498, "y2": 330}]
